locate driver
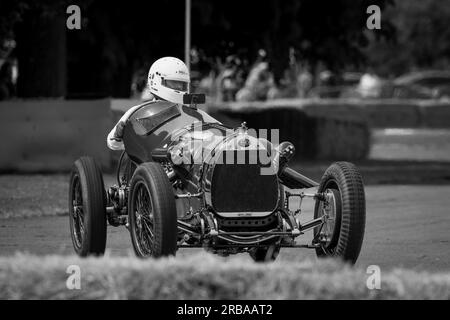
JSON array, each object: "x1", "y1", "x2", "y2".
[{"x1": 107, "y1": 57, "x2": 190, "y2": 150}]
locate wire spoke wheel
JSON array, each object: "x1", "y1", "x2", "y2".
[
  {"x1": 128, "y1": 162, "x2": 177, "y2": 258},
  {"x1": 70, "y1": 174, "x2": 84, "y2": 250},
  {"x1": 315, "y1": 186, "x2": 341, "y2": 255},
  {"x1": 132, "y1": 182, "x2": 155, "y2": 256}
]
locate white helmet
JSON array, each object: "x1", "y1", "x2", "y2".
[{"x1": 148, "y1": 57, "x2": 190, "y2": 104}]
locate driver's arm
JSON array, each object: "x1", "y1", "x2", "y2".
[
  {"x1": 107, "y1": 121, "x2": 126, "y2": 150},
  {"x1": 106, "y1": 103, "x2": 144, "y2": 150}
]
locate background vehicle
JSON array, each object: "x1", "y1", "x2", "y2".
[
  {"x1": 374, "y1": 70, "x2": 450, "y2": 99},
  {"x1": 390, "y1": 71, "x2": 450, "y2": 99}
]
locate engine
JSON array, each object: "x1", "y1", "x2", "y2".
[{"x1": 167, "y1": 122, "x2": 292, "y2": 220}]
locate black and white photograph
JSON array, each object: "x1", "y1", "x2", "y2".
[{"x1": 0, "y1": 0, "x2": 449, "y2": 304}]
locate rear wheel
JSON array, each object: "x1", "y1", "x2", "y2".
[
  {"x1": 69, "y1": 157, "x2": 107, "y2": 256},
  {"x1": 128, "y1": 162, "x2": 177, "y2": 258},
  {"x1": 313, "y1": 162, "x2": 365, "y2": 264}
]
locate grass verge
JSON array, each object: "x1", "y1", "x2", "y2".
[
  {"x1": 0, "y1": 175, "x2": 68, "y2": 219},
  {"x1": 0, "y1": 252, "x2": 449, "y2": 299}
]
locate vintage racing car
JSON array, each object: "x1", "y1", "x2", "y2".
[{"x1": 69, "y1": 94, "x2": 366, "y2": 263}]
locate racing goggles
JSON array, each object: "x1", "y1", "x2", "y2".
[{"x1": 162, "y1": 79, "x2": 189, "y2": 92}]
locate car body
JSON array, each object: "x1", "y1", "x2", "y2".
[{"x1": 69, "y1": 94, "x2": 366, "y2": 263}]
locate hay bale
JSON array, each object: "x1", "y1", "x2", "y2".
[
  {"x1": 315, "y1": 117, "x2": 371, "y2": 160},
  {"x1": 358, "y1": 100, "x2": 422, "y2": 128},
  {"x1": 1, "y1": 253, "x2": 449, "y2": 299},
  {"x1": 419, "y1": 101, "x2": 450, "y2": 128},
  {"x1": 213, "y1": 106, "x2": 370, "y2": 161}
]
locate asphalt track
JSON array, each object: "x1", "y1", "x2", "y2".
[{"x1": 1, "y1": 185, "x2": 449, "y2": 272}]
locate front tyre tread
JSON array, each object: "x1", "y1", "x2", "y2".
[{"x1": 314, "y1": 161, "x2": 366, "y2": 264}]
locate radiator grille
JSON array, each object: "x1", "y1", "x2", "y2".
[{"x1": 211, "y1": 159, "x2": 278, "y2": 215}]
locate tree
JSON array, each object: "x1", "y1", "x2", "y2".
[
  {"x1": 192, "y1": 0, "x2": 394, "y2": 81},
  {"x1": 364, "y1": 0, "x2": 450, "y2": 76},
  {"x1": 2, "y1": 0, "x2": 395, "y2": 98},
  {"x1": 1, "y1": 1, "x2": 70, "y2": 97}
]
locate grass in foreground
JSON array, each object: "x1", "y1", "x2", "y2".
[{"x1": 0, "y1": 252, "x2": 449, "y2": 299}]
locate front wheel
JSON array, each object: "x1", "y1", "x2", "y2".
[
  {"x1": 313, "y1": 162, "x2": 366, "y2": 264},
  {"x1": 128, "y1": 162, "x2": 177, "y2": 258}
]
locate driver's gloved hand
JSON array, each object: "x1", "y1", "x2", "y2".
[{"x1": 113, "y1": 121, "x2": 126, "y2": 141}]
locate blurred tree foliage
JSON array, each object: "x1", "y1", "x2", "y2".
[
  {"x1": 1, "y1": 1, "x2": 70, "y2": 97},
  {"x1": 364, "y1": 0, "x2": 450, "y2": 77},
  {"x1": 0, "y1": 0, "x2": 412, "y2": 98},
  {"x1": 192, "y1": 0, "x2": 393, "y2": 83}
]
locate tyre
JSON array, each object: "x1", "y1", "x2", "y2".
[
  {"x1": 249, "y1": 245, "x2": 280, "y2": 262},
  {"x1": 128, "y1": 162, "x2": 177, "y2": 258},
  {"x1": 69, "y1": 156, "x2": 107, "y2": 256},
  {"x1": 313, "y1": 162, "x2": 365, "y2": 264}
]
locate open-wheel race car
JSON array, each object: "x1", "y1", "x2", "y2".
[{"x1": 69, "y1": 94, "x2": 366, "y2": 263}]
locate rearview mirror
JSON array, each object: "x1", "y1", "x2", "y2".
[{"x1": 183, "y1": 93, "x2": 206, "y2": 105}]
